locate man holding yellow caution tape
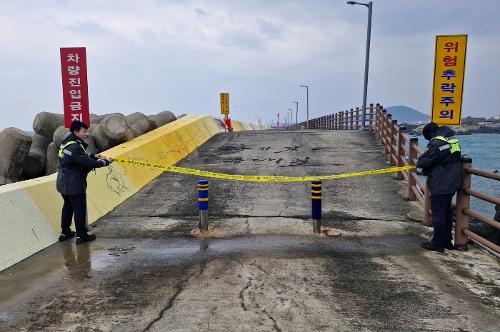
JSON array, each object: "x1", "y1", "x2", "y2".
[
  {"x1": 417, "y1": 122, "x2": 462, "y2": 253},
  {"x1": 56, "y1": 120, "x2": 112, "y2": 244}
]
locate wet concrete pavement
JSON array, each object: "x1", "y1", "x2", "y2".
[{"x1": 1, "y1": 130, "x2": 499, "y2": 331}]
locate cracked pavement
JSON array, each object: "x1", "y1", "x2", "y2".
[{"x1": 1, "y1": 130, "x2": 499, "y2": 331}]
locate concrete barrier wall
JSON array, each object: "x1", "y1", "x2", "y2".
[{"x1": 0, "y1": 115, "x2": 264, "y2": 271}]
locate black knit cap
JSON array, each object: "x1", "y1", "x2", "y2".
[
  {"x1": 69, "y1": 120, "x2": 88, "y2": 133},
  {"x1": 422, "y1": 122, "x2": 439, "y2": 141}
]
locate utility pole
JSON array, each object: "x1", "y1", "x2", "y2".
[
  {"x1": 300, "y1": 85, "x2": 309, "y2": 129},
  {"x1": 347, "y1": 1, "x2": 373, "y2": 130},
  {"x1": 293, "y1": 101, "x2": 298, "y2": 126}
]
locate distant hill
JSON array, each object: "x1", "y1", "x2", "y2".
[{"x1": 385, "y1": 106, "x2": 429, "y2": 124}]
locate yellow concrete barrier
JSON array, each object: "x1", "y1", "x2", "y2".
[{"x1": 0, "y1": 115, "x2": 263, "y2": 271}]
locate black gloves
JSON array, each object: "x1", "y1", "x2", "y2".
[{"x1": 99, "y1": 159, "x2": 111, "y2": 166}]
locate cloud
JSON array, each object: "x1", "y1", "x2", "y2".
[{"x1": 0, "y1": 0, "x2": 499, "y2": 130}]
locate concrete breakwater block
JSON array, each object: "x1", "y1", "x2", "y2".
[
  {"x1": 22, "y1": 133, "x2": 50, "y2": 179},
  {"x1": 0, "y1": 128, "x2": 32, "y2": 185},
  {"x1": 33, "y1": 112, "x2": 64, "y2": 139},
  {"x1": 90, "y1": 113, "x2": 104, "y2": 124},
  {"x1": 148, "y1": 111, "x2": 177, "y2": 128},
  {"x1": 5, "y1": 111, "x2": 178, "y2": 184},
  {"x1": 45, "y1": 142, "x2": 58, "y2": 175},
  {"x1": 91, "y1": 114, "x2": 134, "y2": 151},
  {"x1": 85, "y1": 134, "x2": 99, "y2": 155},
  {"x1": 53, "y1": 125, "x2": 69, "y2": 148},
  {"x1": 126, "y1": 112, "x2": 156, "y2": 137}
]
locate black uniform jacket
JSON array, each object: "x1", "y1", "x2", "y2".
[
  {"x1": 416, "y1": 126, "x2": 462, "y2": 195},
  {"x1": 56, "y1": 133, "x2": 107, "y2": 195}
]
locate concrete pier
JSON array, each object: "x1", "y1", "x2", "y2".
[{"x1": 0, "y1": 130, "x2": 498, "y2": 331}]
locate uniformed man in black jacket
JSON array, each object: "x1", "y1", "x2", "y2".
[
  {"x1": 56, "y1": 120, "x2": 111, "y2": 244},
  {"x1": 417, "y1": 122, "x2": 462, "y2": 252}
]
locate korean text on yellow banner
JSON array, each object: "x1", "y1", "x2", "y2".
[
  {"x1": 432, "y1": 35, "x2": 467, "y2": 125},
  {"x1": 220, "y1": 93, "x2": 229, "y2": 115}
]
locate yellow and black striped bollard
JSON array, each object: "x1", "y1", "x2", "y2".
[
  {"x1": 311, "y1": 180, "x2": 322, "y2": 233},
  {"x1": 198, "y1": 180, "x2": 209, "y2": 232}
]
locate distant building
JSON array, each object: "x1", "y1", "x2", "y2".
[{"x1": 478, "y1": 121, "x2": 494, "y2": 127}]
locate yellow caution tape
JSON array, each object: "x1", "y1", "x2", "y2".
[{"x1": 111, "y1": 158, "x2": 416, "y2": 183}]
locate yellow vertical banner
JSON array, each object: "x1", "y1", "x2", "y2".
[
  {"x1": 432, "y1": 34, "x2": 467, "y2": 125},
  {"x1": 220, "y1": 93, "x2": 229, "y2": 115}
]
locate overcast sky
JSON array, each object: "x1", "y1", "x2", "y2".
[{"x1": 1, "y1": 0, "x2": 499, "y2": 130}]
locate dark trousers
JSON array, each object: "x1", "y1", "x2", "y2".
[
  {"x1": 430, "y1": 193, "x2": 454, "y2": 247},
  {"x1": 61, "y1": 194, "x2": 88, "y2": 237}
]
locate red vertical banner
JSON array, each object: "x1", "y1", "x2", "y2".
[{"x1": 60, "y1": 47, "x2": 90, "y2": 127}]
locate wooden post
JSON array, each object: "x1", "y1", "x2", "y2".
[
  {"x1": 423, "y1": 179, "x2": 432, "y2": 226},
  {"x1": 355, "y1": 107, "x2": 360, "y2": 129},
  {"x1": 375, "y1": 106, "x2": 381, "y2": 138},
  {"x1": 396, "y1": 126, "x2": 406, "y2": 180},
  {"x1": 380, "y1": 109, "x2": 384, "y2": 139},
  {"x1": 408, "y1": 137, "x2": 418, "y2": 200},
  {"x1": 349, "y1": 108, "x2": 354, "y2": 130},
  {"x1": 390, "y1": 120, "x2": 398, "y2": 165},
  {"x1": 377, "y1": 105, "x2": 383, "y2": 138},
  {"x1": 380, "y1": 109, "x2": 386, "y2": 144},
  {"x1": 369, "y1": 103, "x2": 375, "y2": 129},
  {"x1": 455, "y1": 156, "x2": 472, "y2": 249},
  {"x1": 384, "y1": 113, "x2": 392, "y2": 155}
]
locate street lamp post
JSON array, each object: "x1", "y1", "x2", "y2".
[
  {"x1": 300, "y1": 85, "x2": 309, "y2": 129},
  {"x1": 347, "y1": 1, "x2": 372, "y2": 130},
  {"x1": 293, "y1": 101, "x2": 299, "y2": 126},
  {"x1": 288, "y1": 108, "x2": 293, "y2": 127}
]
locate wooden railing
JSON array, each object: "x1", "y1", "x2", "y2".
[
  {"x1": 373, "y1": 105, "x2": 432, "y2": 225},
  {"x1": 374, "y1": 107, "x2": 500, "y2": 254},
  {"x1": 455, "y1": 160, "x2": 500, "y2": 253},
  {"x1": 295, "y1": 105, "x2": 374, "y2": 130},
  {"x1": 295, "y1": 103, "x2": 500, "y2": 255}
]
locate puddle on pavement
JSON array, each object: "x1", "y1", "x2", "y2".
[
  {"x1": 60, "y1": 244, "x2": 121, "y2": 280},
  {"x1": 0, "y1": 243, "x2": 121, "y2": 303},
  {"x1": 147, "y1": 234, "x2": 333, "y2": 259}
]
